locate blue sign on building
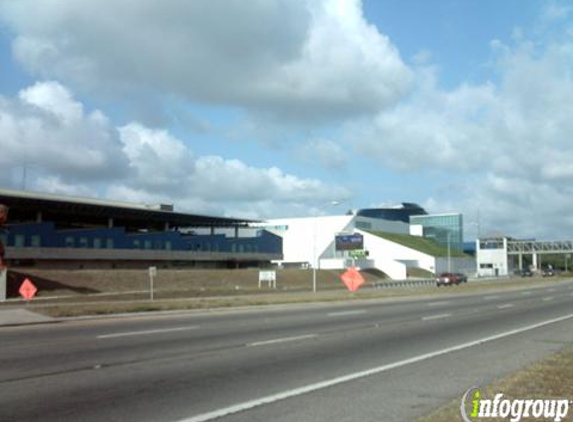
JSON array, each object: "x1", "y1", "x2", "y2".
[{"x1": 335, "y1": 233, "x2": 364, "y2": 251}]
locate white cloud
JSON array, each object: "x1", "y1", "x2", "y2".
[
  {"x1": 297, "y1": 139, "x2": 346, "y2": 170},
  {"x1": 0, "y1": 0, "x2": 412, "y2": 124},
  {"x1": 349, "y1": 35, "x2": 573, "y2": 239},
  {"x1": 0, "y1": 80, "x2": 127, "y2": 182},
  {"x1": 541, "y1": 3, "x2": 572, "y2": 22},
  {"x1": 0, "y1": 81, "x2": 351, "y2": 218}
]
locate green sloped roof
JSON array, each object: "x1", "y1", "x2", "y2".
[{"x1": 365, "y1": 230, "x2": 468, "y2": 258}]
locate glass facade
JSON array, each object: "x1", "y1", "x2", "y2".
[{"x1": 410, "y1": 213, "x2": 463, "y2": 252}]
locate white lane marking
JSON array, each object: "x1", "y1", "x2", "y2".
[
  {"x1": 521, "y1": 291, "x2": 532, "y2": 296},
  {"x1": 422, "y1": 313, "x2": 452, "y2": 321},
  {"x1": 247, "y1": 334, "x2": 317, "y2": 347},
  {"x1": 427, "y1": 301, "x2": 450, "y2": 307},
  {"x1": 543, "y1": 297, "x2": 554, "y2": 302},
  {"x1": 174, "y1": 313, "x2": 573, "y2": 422},
  {"x1": 328, "y1": 310, "x2": 367, "y2": 317},
  {"x1": 497, "y1": 304, "x2": 515, "y2": 310},
  {"x1": 483, "y1": 295, "x2": 500, "y2": 300},
  {"x1": 97, "y1": 326, "x2": 199, "y2": 339}
]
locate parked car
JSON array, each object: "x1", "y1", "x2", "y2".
[
  {"x1": 454, "y1": 273, "x2": 468, "y2": 283},
  {"x1": 436, "y1": 272, "x2": 461, "y2": 287},
  {"x1": 542, "y1": 268, "x2": 555, "y2": 277},
  {"x1": 520, "y1": 268, "x2": 533, "y2": 277}
]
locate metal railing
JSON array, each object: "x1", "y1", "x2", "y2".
[{"x1": 371, "y1": 279, "x2": 436, "y2": 289}]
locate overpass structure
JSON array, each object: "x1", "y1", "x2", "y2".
[{"x1": 477, "y1": 237, "x2": 573, "y2": 276}]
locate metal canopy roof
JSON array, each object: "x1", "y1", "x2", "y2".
[{"x1": 0, "y1": 188, "x2": 256, "y2": 228}]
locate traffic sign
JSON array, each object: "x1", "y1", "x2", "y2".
[
  {"x1": 19, "y1": 278, "x2": 37, "y2": 301},
  {"x1": 340, "y1": 267, "x2": 365, "y2": 292}
]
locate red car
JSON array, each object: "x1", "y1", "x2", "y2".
[{"x1": 436, "y1": 272, "x2": 462, "y2": 287}]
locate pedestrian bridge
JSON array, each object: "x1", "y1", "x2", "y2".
[{"x1": 507, "y1": 240, "x2": 573, "y2": 255}]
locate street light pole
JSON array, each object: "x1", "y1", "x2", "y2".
[
  {"x1": 312, "y1": 201, "x2": 339, "y2": 293},
  {"x1": 447, "y1": 231, "x2": 451, "y2": 273}
]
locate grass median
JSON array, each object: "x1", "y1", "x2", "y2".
[
  {"x1": 411, "y1": 345, "x2": 573, "y2": 422},
  {"x1": 14, "y1": 275, "x2": 570, "y2": 318}
]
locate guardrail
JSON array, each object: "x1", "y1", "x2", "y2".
[{"x1": 371, "y1": 279, "x2": 436, "y2": 289}]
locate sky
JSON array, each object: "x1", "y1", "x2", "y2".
[{"x1": 1, "y1": 0, "x2": 573, "y2": 240}]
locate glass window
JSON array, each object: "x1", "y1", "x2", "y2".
[
  {"x1": 94, "y1": 238, "x2": 102, "y2": 249},
  {"x1": 79, "y1": 237, "x2": 89, "y2": 248},
  {"x1": 165, "y1": 241, "x2": 172, "y2": 250},
  {"x1": 65, "y1": 236, "x2": 75, "y2": 248},
  {"x1": 144, "y1": 240, "x2": 152, "y2": 250},
  {"x1": 31, "y1": 235, "x2": 41, "y2": 247},
  {"x1": 355, "y1": 221, "x2": 372, "y2": 230},
  {"x1": 106, "y1": 238, "x2": 114, "y2": 249},
  {"x1": 133, "y1": 239, "x2": 140, "y2": 249},
  {"x1": 15, "y1": 235, "x2": 26, "y2": 247}
]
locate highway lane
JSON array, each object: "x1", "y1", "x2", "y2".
[{"x1": 1, "y1": 280, "x2": 573, "y2": 422}]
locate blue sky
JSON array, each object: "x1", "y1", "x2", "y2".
[{"x1": 1, "y1": 0, "x2": 573, "y2": 240}]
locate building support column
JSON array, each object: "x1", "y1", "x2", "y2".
[
  {"x1": 107, "y1": 218, "x2": 114, "y2": 229},
  {"x1": 36, "y1": 211, "x2": 42, "y2": 223},
  {"x1": 210, "y1": 226, "x2": 215, "y2": 236},
  {"x1": 234, "y1": 226, "x2": 239, "y2": 238},
  {"x1": 532, "y1": 253, "x2": 538, "y2": 270},
  {"x1": 518, "y1": 253, "x2": 523, "y2": 270},
  {"x1": 164, "y1": 222, "x2": 170, "y2": 231}
]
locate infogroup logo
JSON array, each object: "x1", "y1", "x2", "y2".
[{"x1": 460, "y1": 386, "x2": 571, "y2": 422}]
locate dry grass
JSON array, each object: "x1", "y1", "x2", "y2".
[
  {"x1": 5, "y1": 268, "x2": 354, "y2": 298},
  {"x1": 412, "y1": 346, "x2": 573, "y2": 422},
  {"x1": 3, "y1": 268, "x2": 569, "y2": 318}
]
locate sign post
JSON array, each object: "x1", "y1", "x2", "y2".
[
  {"x1": 148, "y1": 266, "x2": 157, "y2": 301},
  {"x1": 258, "y1": 271, "x2": 277, "y2": 289},
  {"x1": 0, "y1": 268, "x2": 6, "y2": 302},
  {"x1": 0, "y1": 204, "x2": 8, "y2": 302}
]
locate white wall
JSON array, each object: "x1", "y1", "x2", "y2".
[
  {"x1": 410, "y1": 224, "x2": 423, "y2": 236},
  {"x1": 262, "y1": 215, "x2": 355, "y2": 267},
  {"x1": 476, "y1": 239, "x2": 509, "y2": 276},
  {"x1": 357, "y1": 230, "x2": 436, "y2": 279}
]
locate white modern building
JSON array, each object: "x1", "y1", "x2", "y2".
[
  {"x1": 476, "y1": 237, "x2": 510, "y2": 277},
  {"x1": 257, "y1": 207, "x2": 475, "y2": 280},
  {"x1": 476, "y1": 236, "x2": 573, "y2": 277}
]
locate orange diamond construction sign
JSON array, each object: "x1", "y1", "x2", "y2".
[
  {"x1": 340, "y1": 267, "x2": 365, "y2": 292},
  {"x1": 19, "y1": 278, "x2": 38, "y2": 301}
]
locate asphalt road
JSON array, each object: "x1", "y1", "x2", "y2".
[{"x1": 1, "y1": 280, "x2": 573, "y2": 422}]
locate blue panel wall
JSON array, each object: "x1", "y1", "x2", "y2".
[{"x1": 3, "y1": 223, "x2": 282, "y2": 254}]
